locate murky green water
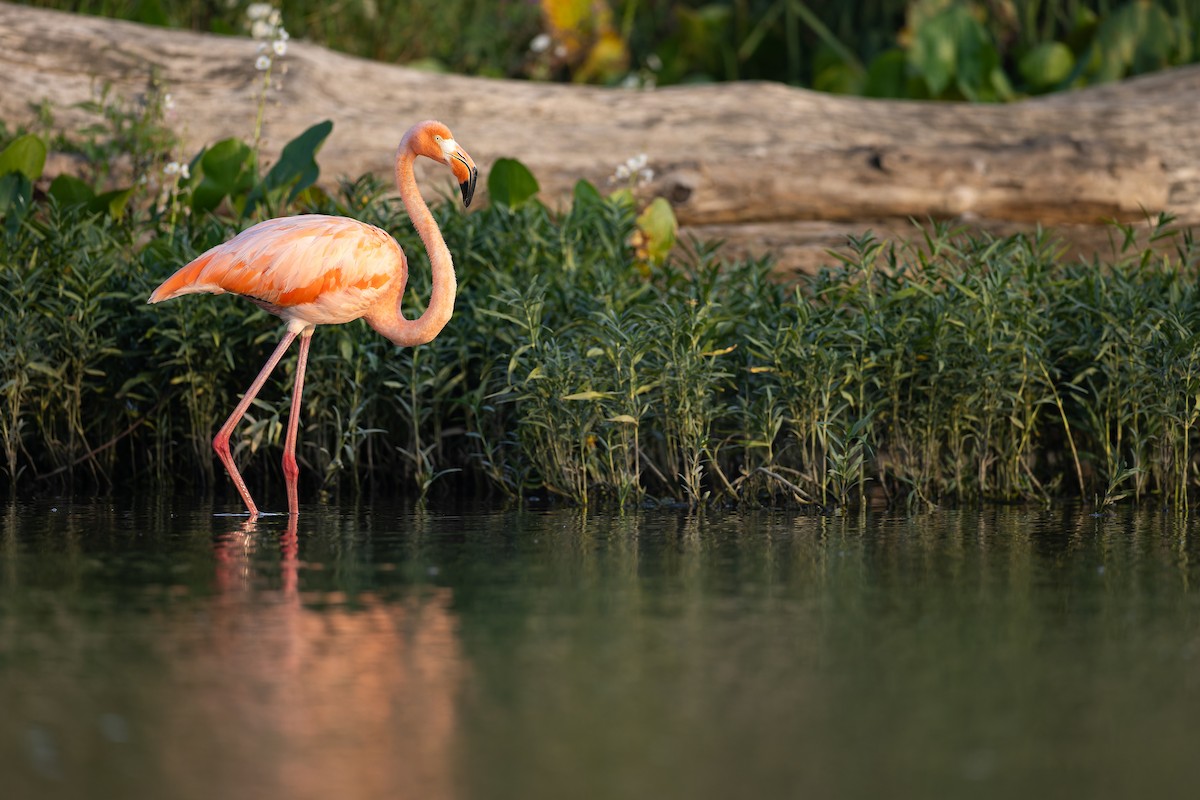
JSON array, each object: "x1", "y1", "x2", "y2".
[{"x1": 3, "y1": 500, "x2": 1200, "y2": 799}]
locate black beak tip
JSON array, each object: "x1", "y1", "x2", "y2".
[{"x1": 460, "y1": 167, "x2": 478, "y2": 208}]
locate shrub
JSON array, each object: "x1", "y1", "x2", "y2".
[{"x1": 3, "y1": 127, "x2": 1200, "y2": 509}]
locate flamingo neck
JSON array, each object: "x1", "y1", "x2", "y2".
[{"x1": 367, "y1": 146, "x2": 457, "y2": 347}]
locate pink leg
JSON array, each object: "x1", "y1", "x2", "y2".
[
  {"x1": 282, "y1": 331, "x2": 313, "y2": 516},
  {"x1": 213, "y1": 330, "x2": 299, "y2": 518}
]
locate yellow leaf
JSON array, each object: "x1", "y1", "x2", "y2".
[{"x1": 635, "y1": 197, "x2": 678, "y2": 265}]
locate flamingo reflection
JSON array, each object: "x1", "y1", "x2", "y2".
[{"x1": 188, "y1": 515, "x2": 467, "y2": 800}]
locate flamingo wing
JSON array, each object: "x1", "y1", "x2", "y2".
[{"x1": 149, "y1": 214, "x2": 405, "y2": 325}]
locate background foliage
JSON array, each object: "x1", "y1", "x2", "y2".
[{"x1": 14, "y1": 0, "x2": 1200, "y2": 98}]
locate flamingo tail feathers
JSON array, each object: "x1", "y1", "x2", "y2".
[{"x1": 147, "y1": 254, "x2": 220, "y2": 304}]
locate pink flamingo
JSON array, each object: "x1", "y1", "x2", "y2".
[{"x1": 149, "y1": 120, "x2": 478, "y2": 518}]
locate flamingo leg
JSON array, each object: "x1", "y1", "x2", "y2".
[
  {"x1": 213, "y1": 329, "x2": 299, "y2": 518},
  {"x1": 282, "y1": 330, "x2": 313, "y2": 516}
]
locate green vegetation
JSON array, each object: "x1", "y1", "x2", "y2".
[
  {"x1": 15, "y1": 0, "x2": 1200, "y2": 97},
  {"x1": 2, "y1": 114, "x2": 1200, "y2": 510}
]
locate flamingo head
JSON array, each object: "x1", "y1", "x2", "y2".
[{"x1": 408, "y1": 120, "x2": 479, "y2": 207}]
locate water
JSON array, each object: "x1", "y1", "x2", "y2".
[{"x1": 3, "y1": 500, "x2": 1200, "y2": 799}]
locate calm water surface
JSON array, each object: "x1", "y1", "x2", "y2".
[{"x1": 3, "y1": 500, "x2": 1200, "y2": 799}]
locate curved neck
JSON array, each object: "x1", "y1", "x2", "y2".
[{"x1": 367, "y1": 147, "x2": 457, "y2": 347}]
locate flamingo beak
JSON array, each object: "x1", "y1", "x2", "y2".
[{"x1": 451, "y1": 149, "x2": 478, "y2": 208}]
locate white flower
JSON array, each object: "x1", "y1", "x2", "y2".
[
  {"x1": 162, "y1": 92, "x2": 175, "y2": 110},
  {"x1": 255, "y1": 54, "x2": 272, "y2": 71},
  {"x1": 251, "y1": 19, "x2": 274, "y2": 39},
  {"x1": 610, "y1": 154, "x2": 654, "y2": 186},
  {"x1": 272, "y1": 38, "x2": 287, "y2": 56},
  {"x1": 530, "y1": 33, "x2": 551, "y2": 54},
  {"x1": 164, "y1": 162, "x2": 180, "y2": 175},
  {"x1": 646, "y1": 54, "x2": 663, "y2": 72},
  {"x1": 268, "y1": 8, "x2": 282, "y2": 26},
  {"x1": 179, "y1": 164, "x2": 190, "y2": 180},
  {"x1": 246, "y1": 3, "x2": 273, "y2": 21},
  {"x1": 278, "y1": 28, "x2": 290, "y2": 41}
]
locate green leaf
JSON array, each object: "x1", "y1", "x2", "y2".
[
  {"x1": 131, "y1": 0, "x2": 169, "y2": 26},
  {"x1": 94, "y1": 187, "x2": 135, "y2": 219},
  {"x1": 0, "y1": 172, "x2": 33, "y2": 228},
  {"x1": 26, "y1": 362, "x2": 61, "y2": 377},
  {"x1": 987, "y1": 65, "x2": 1016, "y2": 102},
  {"x1": 250, "y1": 119, "x2": 334, "y2": 211},
  {"x1": 952, "y1": 10, "x2": 994, "y2": 99},
  {"x1": 906, "y1": 3, "x2": 999, "y2": 100},
  {"x1": 1019, "y1": 42, "x2": 1074, "y2": 90},
  {"x1": 562, "y1": 390, "x2": 612, "y2": 401},
  {"x1": 909, "y1": 8, "x2": 959, "y2": 96},
  {"x1": 0, "y1": 134, "x2": 47, "y2": 181},
  {"x1": 488, "y1": 158, "x2": 540, "y2": 208},
  {"x1": 294, "y1": 185, "x2": 333, "y2": 207},
  {"x1": 607, "y1": 187, "x2": 636, "y2": 207},
  {"x1": 1130, "y1": 2, "x2": 1176, "y2": 73},
  {"x1": 478, "y1": 308, "x2": 527, "y2": 326},
  {"x1": 676, "y1": 4, "x2": 732, "y2": 74},
  {"x1": 191, "y1": 138, "x2": 256, "y2": 213},
  {"x1": 1090, "y1": 2, "x2": 1178, "y2": 82},
  {"x1": 49, "y1": 174, "x2": 95, "y2": 206},
  {"x1": 812, "y1": 62, "x2": 864, "y2": 95},
  {"x1": 863, "y1": 50, "x2": 911, "y2": 98},
  {"x1": 572, "y1": 178, "x2": 603, "y2": 210}
]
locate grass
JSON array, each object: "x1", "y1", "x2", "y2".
[{"x1": 3, "y1": 145, "x2": 1200, "y2": 512}]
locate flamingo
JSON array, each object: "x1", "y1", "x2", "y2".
[{"x1": 149, "y1": 120, "x2": 478, "y2": 518}]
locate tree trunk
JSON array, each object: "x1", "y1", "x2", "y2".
[{"x1": 2, "y1": 2, "x2": 1197, "y2": 274}]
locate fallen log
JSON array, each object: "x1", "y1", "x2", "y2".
[{"x1": 2, "y1": 2, "x2": 1197, "y2": 274}]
